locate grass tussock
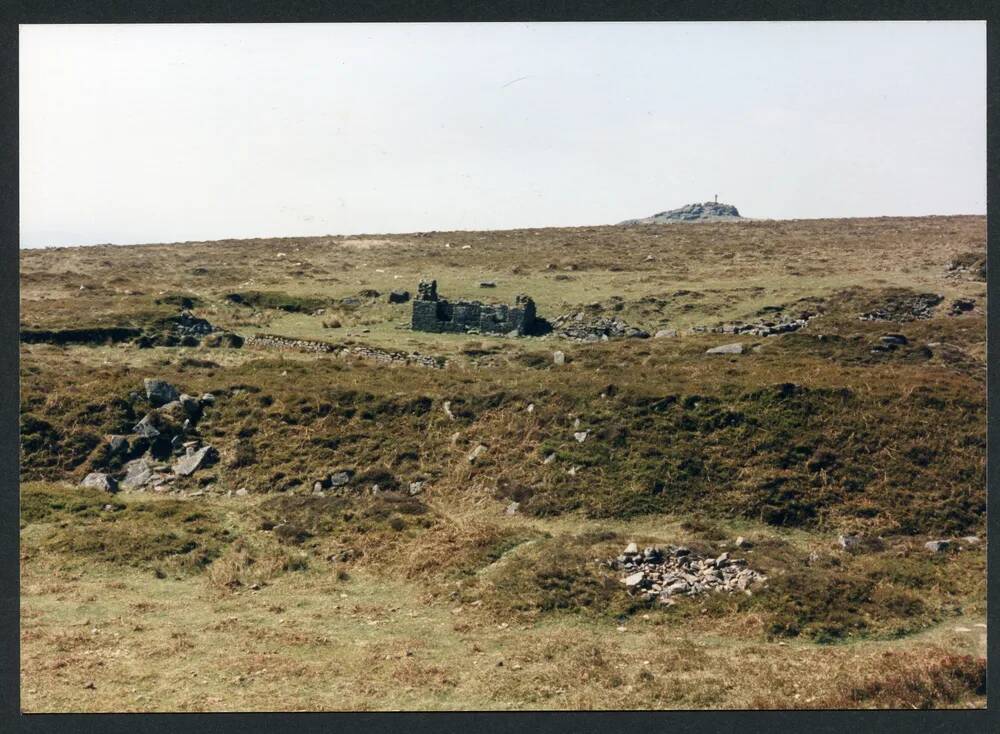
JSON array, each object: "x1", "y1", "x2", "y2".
[
  {"x1": 810, "y1": 650, "x2": 986, "y2": 709},
  {"x1": 22, "y1": 483, "x2": 230, "y2": 576},
  {"x1": 206, "y1": 536, "x2": 308, "y2": 591}
]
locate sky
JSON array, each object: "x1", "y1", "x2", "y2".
[{"x1": 19, "y1": 21, "x2": 986, "y2": 249}]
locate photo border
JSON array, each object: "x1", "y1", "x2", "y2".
[{"x1": 1, "y1": 2, "x2": 996, "y2": 732}]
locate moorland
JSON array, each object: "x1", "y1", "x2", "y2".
[{"x1": 19, "y1": 214, "x2": 987, "y2": 710}]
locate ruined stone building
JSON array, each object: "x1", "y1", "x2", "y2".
[{"x1": 411, "y1": 280, "x2": 537, "y2": 336}]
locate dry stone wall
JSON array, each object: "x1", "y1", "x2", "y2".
[
  {"x1": 245, "y1": 333, "x2": 445, "y2": 368},
  {"x1": 411, "y1": 279, "x2": 537, "y2": 336}
]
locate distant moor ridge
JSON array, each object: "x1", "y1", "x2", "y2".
[{"x1": 619, "y1": 201, "x2": 742, "y2": 225}]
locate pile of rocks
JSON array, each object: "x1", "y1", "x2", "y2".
[
  {"x1": 860, "y1": 293, "x2": 942, "y2": 322},
  {"x1": 135, "y1": 312, "x2": 242, "y2": 349},
  {"x1": 171, "y1": 310, "x2": 216, "y2": 336},
  {"x1": 945, "y1": 253, "x2": 986, "y2": 282},
  {"x1": 606, "y1": 542, "x2": 767, "y2": 604},
  {"x1": 712, "y1": 311, "x2": 815, "y2": 338},
  {"x1": 80, "y1": 378, "x2": 219, "y2": 494},
  {"x1": 550, "y1": 313, "x2": 650, "y2": 341}
]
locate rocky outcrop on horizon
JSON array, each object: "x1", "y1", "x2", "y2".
[{"x1": 619, "y1": 201, "x2": 741, "y2": 225}]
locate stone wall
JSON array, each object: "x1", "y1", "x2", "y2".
[
  {"x1": 411, "y1": 280, "x2": 537, "y2": 336},
  {"x1": 245, "y1": 333, "x2": 445, "y2": 368}
]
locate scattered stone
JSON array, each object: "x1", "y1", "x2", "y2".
[
  {"x1": 505, "y1": 501, "x2": 520, "y2": 516},
  {"x1": 950, "y1": 297, "x2": 975, "y2": 315},
  {"x1": 81, "y1": 472, "x2": 118, "y2": 493},
  {"x1": 553, "y1": 351, "x2": 565, "y2": 365},
  {"x1": 837, "y1": 534, "x2": 886, "y2": 553},
  {"x1": 706, "y1": 342, "x2": 744, "y2": 355},
  {"x1": 388, "y1": 290, "x2": 411, "y2": 304},
  {"x1": 543, "y1": 453, "x2": 556, "y2": 465},
  {"x1": 860, "y1": 293, "x2": 942, "y2": 322},
  {"x1": 879, "y1": 334, "x2": 909, "y2": 347},
  {"x1": 132, "y1": 413, "x2": 161, "y2": 439},
  {"x1": 143, "y1": 378, "x2": 180, "y2": 407},
  {"x1": 734, "y1": 536, "x2": 752, "y2": 549},
  {"x1": 526, "y1": 403, "x2": 535, "y2": 413},
  {"x1": 330, "y1": 471, "x2": 353, "y2": 488},
  {"x1": 624, "y1": 572, "x2": 645, "y2": 588},
  {"x1": 443, "y1": 401, "x2": 456, "y2": 420},
  {"x1": 468, "y1": 444, "x2": 487, "y2": 463},
  {"x1": 479, "y1": 280, "x2": 497, "y2": 288},
  {"x1": 159, "y1": 400, "x2": 187, "y2": 421},
  {"x1": 838, "y1": 534, "x2": 861, "y2": 550},
  {"x1": 173, "y1": 445, "x2": 217, "y2": 476},
  {"x1": 106, "y1": 435, "x2": 129, "y2": 456},
  {"x1": 408, "y1": 481, "x2": 424, "y2": 496},
  {"x1": 178, "y1": 394, "x2": 202, "y2": 419},
  {"x1": 235, "y1": 488, "x2": 248, "y2": 497},
  {"x1": 654, "y1": 329, "x2": 678, "y2": 339},
  {"x1": 945, "y1": 253, "x2": 986, "y2": 281},
  {"x1": 121, "y1": 458, "x2": 154, "y2": 490},
  {"x1": 199, "y1": 393, "x2": 216, "y2": 405},
  {"x1": 551, "y1": 313, "x2": 649, "y2": 341},
  {"x1": 961, "y1": 535, "x2": 981, "y2": 545},
  {"x1": 924, "y1": 539, "x2": 952, "y2": 553},
  {"x1": 573, "y1": 431, "x2": 588, "y2": 443}
]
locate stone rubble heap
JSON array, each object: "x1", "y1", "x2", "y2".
[
  {"x1": 711, "y1": 311, "x2": 816, "y2": 338},
  {"x1": 606, "y1": 542, "x2": 767, "y2": 605},
  {"x1": 945, "y1": 254, "x2": 986, "y2": 282},
  {"x1": 81, "y1": 378, "x2": 219, "y2": 495},
  {"x1": 134, "y1": 311, "x2": 243, "y2": 349},
  {"x1": 171, "y1": 311, "x2": 216, "y2": 337},
  {"x1": 859, "y1": 293, "x2": 942, "y2": 322},
  {"x1": 550, "y1": 313, "x2": 650, "y2": 342}
]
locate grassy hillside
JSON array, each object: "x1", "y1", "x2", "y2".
[{"x1": 20, "y1": 215, "x2": 987, "y2": 710}]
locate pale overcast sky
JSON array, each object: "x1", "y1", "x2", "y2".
[{"x1": 19, "y1": 21, "x2": 986, "y2": 248}]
